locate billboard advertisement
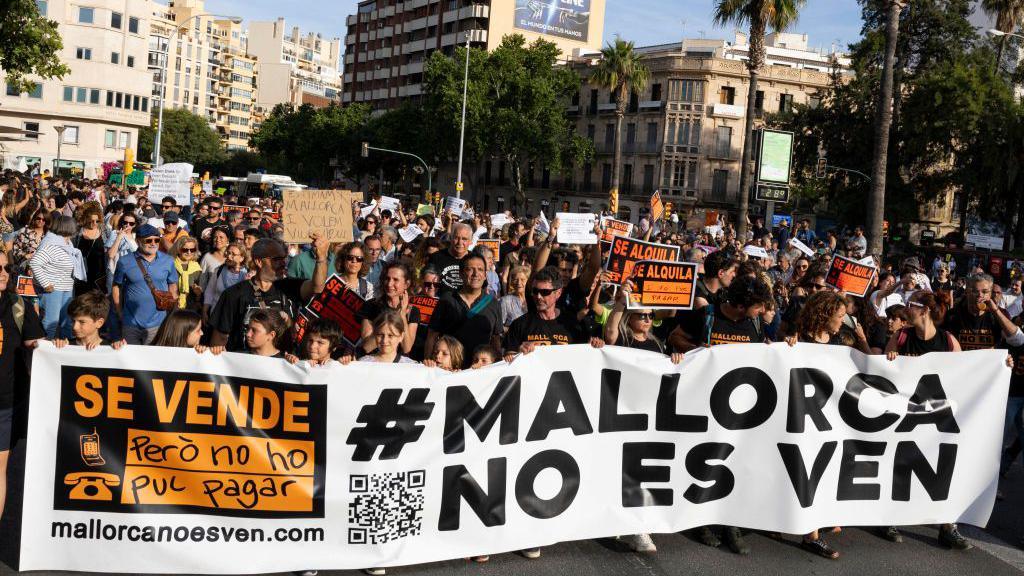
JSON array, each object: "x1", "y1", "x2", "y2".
[
  {"x1": 757, "y1": 129, "x2": 794, "y2": 185},
  {"x1": 514, "y1": 0, "x2": 591, "y2": 42}
]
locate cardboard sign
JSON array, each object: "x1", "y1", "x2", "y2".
[
  {"x1": 148, "y1": 162, "x2": 193, "y2": 206},
  {"x1": 399, "y1": 224, "x2": 423, "y2": 243},
  {"x1": 304, "y1": 275, "x2": 365, "y2": 347},
  {"x1": 604, "y1": 236, "x2": 681, "y2": 285},
  {"x1": 825, "y1": 254, "x2": 876, "y2": 297},
  {"x1": 16, "y1": 275, "x2": 37, "y2": 297},
  {"x1": 476, "y1": 238, "x2": 501, "y2": 264},
  {"x1": 705, "y1": 210, "x2": 719, "y2": 227},
  {"x1": 789, "y1": 237, "x2": 815, "y2": 257},
  {"x1": 555, "y1": 213, "x2": 597, "y2": 245},
  {"x1": 600, "y1": 216, "x2": 633, "y2": 243},
  {"x1": 410, "y1": 295, "x2": 439, "y2": 325},
  {"x1": 627, "y1": 260, "x2": 698, "y2": 311},
  {"x1": 282, "y1": 190, "x2": 354, "y2": 244},
  {"x1": 650, "y1": 191, "x2": 665, "y2": 222}
]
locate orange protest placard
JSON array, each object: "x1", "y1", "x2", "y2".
[
  {"x1": 476, "y1": 239, "x2": 500, "y2": 265},
  {"x1": 600, "y1": 216, "x2": 634, "y2": 242},
  {"x1": 604, "y1": 237, "x2": 681, "y2": 285},
  {"x1": 411, "y1": 295, "x2": 439, "y2": 324},
  {"x1": 650, "y1": 191, "x2": 664, "y2": 222},
  {"x1": 628, "y1": 260, "x2": 698, "y2": 310},
  {"x1": 825, "y1": 254, "x2": 876, "y2": 297},
  {"x1": 16, "y1": 276, "x2": 37, "y2": 297}
]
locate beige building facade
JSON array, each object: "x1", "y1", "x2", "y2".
[
  {"x1": 247, "y1": 18, "x2": 343, "y2": 110},
  {"x1": 0, "y1": 0, "x2": 151, "y2": 178},
  {"x1": 343, "y1": 0, "x2": 606, "y2": 111}
]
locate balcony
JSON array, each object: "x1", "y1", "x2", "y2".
[
  {"x1": 639, "y1": 100, "x2": 664, "y2": 111},
  {"x1": 710, "y1": 103, "x2": 745, "y2": 119},
  {"x1": 597, "y1": 102, "x2": 617, "y2": 113}
]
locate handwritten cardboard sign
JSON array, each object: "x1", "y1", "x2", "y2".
[
  {"x1": 604, "y1": 236, "x2": 681, "y2": 285},
  {"x1": 600, "y1": 216, "x2": 633, "y2": 243},
  {"x1": 628, "y1": 260, "x2": 698, "y2": 310},
  {"x1": 304, "y1": 275, "x2": 365, "y2": 347},
  {"x1": 410, "y1": 295, "x2": 439, "y2": 324},
  {"x1": 556, "y1": 213, "x2": 597, "y2": 245},
  {"x1": 825, "y1": 254, "x2": 876, "y2": 297},
  {"x1": 282, "y1": 190, "x2": 355, "y2": 244}
]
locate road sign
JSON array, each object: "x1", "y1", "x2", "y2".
[{"x1": 816, "y1": 157, "x2": 827, "y2": 179}]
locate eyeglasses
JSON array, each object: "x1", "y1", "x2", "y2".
[
  {"x1": 422, "y1": 281, "x2": 439, "y2": 288},
  {"x1": 632, "y1": 313, "x2": 653, "y2": 321},
  {"x1": 345, "y1": 255, "x2": 365, "y2": 263},
  {"x1": 142, "y1": 238, "x2": 161, "y2": 245},
  {"x1": 0, "y1": 264, "x2": 13, "y2": 273},
  {"x1": 210, "y1": 205, "x2": 222, "y2": 211},
  {"x1": 164, "y1": 220, "x2": 177, "y2": 225},
  {"x1": 531, "y1": 287, "x2": 557, "y2": 297},
  {"x1": 810, "y1": 283, "x2": 828, "y2": 290},
  {"x1": 180, "y1": 248, "x2": 197, "y2": 253}
]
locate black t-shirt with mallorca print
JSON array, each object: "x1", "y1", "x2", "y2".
[
  {"x1": 504, "y1": 310, "x2": 589, "y2": 351},
  {"x1": 942, "y1": 301, "x2": 1005, "y2": 351},
  {"x1": 704, "y1": 305, "x2": 763, "y2": 347}
]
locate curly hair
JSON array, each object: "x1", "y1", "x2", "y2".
[
  {"x1": 796, "y1": 290, "x2": 847, "y2": 339},
  {"x1": 74, "y1": 200, "x2": 103, "y2": 229}
]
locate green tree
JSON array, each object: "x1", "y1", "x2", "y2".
[
  {"x1": 713, "y1": 0, "x2": 806, "y2": 240},
  {"x1": 591, "y1": 39, "x2": 649, "y2": 215},
  {"x1": 1, "y1": 0, "x2": 70, "y2": 93},
  {"x1": 138, "y1": 108, "x2": 223, "y2": 167}
]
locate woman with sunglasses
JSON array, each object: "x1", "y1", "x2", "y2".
[
  {"x1": 10, "y1": 208, "x2": 48, "y2": 276},
  {"x1": 170, "y1": 236, "x2": 203, "y2": 311},
  {"x1": 104, "y1": 210, "x2": 138, "y2": 289},
  {"x1": 335, "y1": 241, "x2": 374, "y2": 299},
  {"x1": 73, "y1": 201, "x2": 106, "y2": 295}
]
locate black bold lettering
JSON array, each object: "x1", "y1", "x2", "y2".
[
  {"x1": 778, "y1": 442, "x2": 837, "y2": 508},
  {"x1": 786, "y1": 368, "x2": 833, "y2": 433},
  {"x1": 621, "y1": 442, "x2": 674, "y2": 507},
  {"x1": 837, "y1": 440, "x2": 885, "y2": 501},
  {"x1": 526, "y1": 372, "x2": 594, "y2": 441},
  {"x1": 838, "y1": 374, "x2": 899, "y2": 433},
  {"x1": 655, "y1": 373, "x2": 708, "y2": 432},
  {"x1": 683, "y1": 443, "x2": 735, "y2": 504},
  {"x1": 599, "y1": 370, "x2": 648, "y2": 432},
  {"x1": 710, "y1": 367, "x2": 776, "y2": 430},
  {"x1": 443, "y1": 377, "x2": 520, "y2": 454},
  {"x1": 894, "y1": 375, "x2": 960, "y2": 433},
  {"x1": 438, "y1": 458, "x2": 506, "y2": 531},
  {"x1": 514, "y1": 450, "x2": 580, "y2": 519},
  {"x1": 892, "y1": 441, "x2": 957, "y2": 501}
]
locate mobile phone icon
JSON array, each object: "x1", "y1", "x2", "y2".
[{"x1": 80, "y1": 428, "x2": 105, "y2": 466}]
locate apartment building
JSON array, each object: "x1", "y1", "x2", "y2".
[
  {"x1": 0, "y1": 0, "x2": 151, "y2": 177},
  {"x1": 343, "y1": 0, "x2": 607, "y2": 111},
  {"x1": 247, "y1": 18, "x2": 343, "y2": 110},
  {"x1": 468, "y1": 33, "x2": 849, "y2": 221},
  {"x1": 213, "y1": 18, "x2": 259, "y2": 151}
]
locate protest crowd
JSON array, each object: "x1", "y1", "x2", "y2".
[{"x1": 2, "y1": 169, "x2": 1024, "y2": 573}]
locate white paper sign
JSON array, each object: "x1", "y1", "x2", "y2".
[
  {"x1": 536, "y1": 211, "x2": 551, "y2": 235},
  {"x1": 490, "y1": 213, "x2": 512, "y2": 228},
  {"x1": 444, "y1": 196, "x2": 466, "y2": 216},
  {"x1": 743, "y1": 245, "x2": 770, "y2": 259},
  {"x1": 359, "y1": 202, "x2": 377, "y2": 220},
  {"x1": 398, "y1": 224, "x2": 423, "y2": 243},
  {"x1": 556, "y1": 212, "x2": 597, "y2": 245},
  {"x1": 790, "y1": 237, "x2": 815, "y2": 257},
  {"x1": 147, "y1": 162, "x2": 193, "y2": 206},
  {"x1": 378, "y1": 196, "x2": 400, "y2": 214}
]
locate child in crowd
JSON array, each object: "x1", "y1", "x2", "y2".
[
  {"x1": 471, "y1": 344, "x2": 499, "y2": 369},
  {"x1": 424, "y1": 335, "x2": 463, "y2": 371},
  {"x1": 54, "y1": 291, "x2": 124, "y2": 350},
  {"x1": 152, "y1": 310, "x2": 218, "y2": 354},
  {"x1": 245, "y1": 309, "x2": 289, "y2": 358},
  {"x1": 288, "y1": 319, "x2": 353, "y2": 366}
]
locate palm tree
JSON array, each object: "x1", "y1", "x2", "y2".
[
  {"x1": 713, "y1": 0, "x2": 805, "y2": 241},
  {"x1": 982, "y1": 0, "x2": 1024, "y2": 71},
  {"x1": 592, "y1": 39, "x2": 649, "y2": 216},
  {"x1": 866, "y1": 0, "x2": 904, "y2": 257}
]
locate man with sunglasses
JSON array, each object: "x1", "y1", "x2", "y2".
[
  {"x1": 193, "y1": 197, "x2": 225, "y2": 254},
  {"x1": 112, "y1": 224, "x2": 178, "y2": 345},
  {"x1": 159, "y1": 211, "x2": 186, "y2": 253},
  {"x1": 503, "y1": 267, "x2": 595, "y2": 363}
]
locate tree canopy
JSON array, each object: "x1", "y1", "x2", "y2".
[
  {"x1": 138, "y1": 108, "x2": 224, "y2": 169},
  {"x1": 1, "y1": 0, "x2": 70, "y2": 93}
]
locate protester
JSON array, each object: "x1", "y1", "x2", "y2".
[
  {"x1": 152, "y1": 309, "x2": 208, "y2": 353},
  {"x1": 170, "y1": 236, "x2": 202, "y2": 311},
  {"x1": 30, "y1": 215, "x2": 85, "y2": 338},
  {"x1": 73, "y1": 201, "x2": 106, "y2": 295},
  {"x1": 244, "y1": 308, "x2": 288, "y2": 358},
  {"x1": 111, "y1": 224, "x2": 178, "y2": 345},
  {"x1": 335, "y1": 241, "x2": 375, "y2": 299},
  {"x1": 359, "y1": 261, "x2": 419, "y2": 355},
  {"x1": 428, "y1": 253, "x2": 502, "y2": 368},
  {"x1": 428, "y1": 222, "x2": 472, "y2": 293},
  {"x1": 203, "y1": 242, "x2": 248, "y2": 324},
  {"x1": 359, "y1": 310, "x2": 416, "y2": 364}
]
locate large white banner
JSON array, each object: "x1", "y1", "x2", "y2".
[{"x1": 21, "y1": 344, "x2": 1009, "y2": 573}]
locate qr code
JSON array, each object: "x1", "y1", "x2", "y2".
[{"x1": 348, "y1": 470, "x2": 425, "y2": 545}]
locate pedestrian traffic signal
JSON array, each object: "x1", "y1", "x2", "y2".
[
  {"x1": 361, "y1": 142, "x2": 369, "y2": 158},
  {"x1": 816, "y1": 157, "x2": 827, "y2": 179}
]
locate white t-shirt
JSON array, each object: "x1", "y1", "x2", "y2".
[
  {"x1": 870, "y1": 290, "x2": 904, "y2": 318},
  {"x1": 358, "y1": 355, "x2": 417, "y2": 364}
]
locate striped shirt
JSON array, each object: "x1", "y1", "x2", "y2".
[{"x1": 29, "y1": 243, "x2": 76, "y2": 292}]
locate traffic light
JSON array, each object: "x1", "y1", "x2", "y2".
[
  {"x1": 609, "y1": 188, "x2": 619, "y2": 215},
  {"x1": 665, "y1": 202, "x2": 674, "y2": 219},
  {"x1": 816, "y1": 157, "x2": 827, "y2": 179},
  {"x1": 124, "y1": 149, "x2": 134, "y2": 176},
  {"x1": 361, "y1": 142, "x2": 369, "y2": 158}
]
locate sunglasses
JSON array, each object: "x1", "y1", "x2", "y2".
[
  {"x1": 345, "y1": 255, "x2": 365, "y2": 263},
  {"x1": 632, "y1": 313, "x2": 653, "y2": 321},
  {"x1": 422, "y1": 281, "x2": 439, "y2": 288},
  {"x1": 122, "y1": 221, "x2": 136, "y2": 226},
  {"x1": 143, "y1": 238, "x2": 160, "y2": 245},
  {"x1": 531, "y1": 287, "x2": 557, "y2": 297},
  {"x1": 162, "y1": 205, "x2": 174, "y2": 210},
  {"x1": 247, "y1": 216, "x2": 261, "y2": 221},
  {"x1": 180, "y1": 247, "x2": 197, "y2": 253},
  {"x1": 210, "y1": 205, "x2": 222, "y2": 210},
  {"x1": 810, "y1": 283, "x2": 828, "y2": 290}
]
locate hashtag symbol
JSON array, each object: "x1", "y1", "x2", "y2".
[{"x1": 346, "y1": 389, "x2": 435, "y2": 461}]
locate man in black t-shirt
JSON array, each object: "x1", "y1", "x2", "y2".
[
  {"x1": 427, "y1": 223, "x2": 473, "y2": 294},
  {"x1": 704, "y1": 276, "x2": 773, "y2": 347},
  {"x1": 191, "y1": 197, "x2": 225, "y2": 254},
  {"x1": 210, "y1": 236, "x2": 330, "y2": 352},
  {"x1": 504, "y1": 267, "x2": 594, "y2": 360},
  {"x1": 428, "y1": 253, "x2": 503, "y2": 367},
  {"x1": 943, "y1": 274, "x2": 1024, "y2": 351},
  {"x1": 668, "y1": 250, "x2": 738, "y2": 352}
]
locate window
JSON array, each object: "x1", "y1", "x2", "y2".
[
  {"x1": 24, "y1": 122, "x2": 39, "y2": 140},
  {"x1": 715, "y1": 126, "x2": 732, "y2": 158},
  {"x1": 119, "y1": 131, "x2": 130, "y2": 149},
  {"x1": 583, "y1": 163, "x2": 593, "y2": 191},
  {"x1": 626, "y1": 123, "x2": 636, "y2": 145},
  {"x1": 711, "y1": 169, "x2": 729, "y2": 200},
  {"x1": 646, "y1": 122, "x2": 658, "y2": 146},
  {"x1": 89, "y1": 88, "x2": 100, "y2": 104},
  {"x1": 128, "y1": 17, "x2": 139, "y2": 34},
  {"x1": 5, "y1": 84, "x2": 19, "y2": 96},
  {"x1": 78, "y1": 7, "x2": 93, "y2": 23},
  {"x1": 104, "y1": 129, "x2": 116, "y2": 148},
  {"x1": 643, "y1": 165, "x2": 655, "y2": 194},
  {"x1": 111, "y1": 11, "x2": 121, "y2": 29},
  {"x1": 719, "y1": 86, "x2": 735, "y2": 105},
  {"x1": 35, "y1": 0, "x2": 47, "y2": 16},
  {"x1": 76, "y1": 87, "x2": 87, "y2": 103},
  {"x1": 668, "y1": 79, "x2": 704, "y2": 102},
  {"x1": 115, "y1": 92, "x2": 122, "y2": 108},
  {"x1": 127, "y1": 55, "x2": 135, "y2": 68},
  {"x1": 106, "y1": 91, "x2": 113, "y2": 106},
  {"x1": 604, "y1": 123, "x2": 615, "y2": 147},
  {"x1": 779, "y1": 93, "x2": 794, "y2": 113},
  {"x1": 141, "y1": 97, "x2": 148, "y2": 112},
  {"x1": 76, "y1": 47, "x2": 92, "y2": 60},
  {"x1": 602, "y1": 163, "x2": 612, "y2": 191},
  {"x1": 133, "y1": 95, "x2": 140, "y2": 110},
  {"x1": 111, "y1": 52, "x2": 120, "y2": 64},
  {"x1": 755, "y1": 90, "x2": 764, "y2": 113},
  {"x1": 63, "y1": 86, "x2": 73, "y2": 101},
  {"x1": 622, "y1": 164, "x2": 633, "y2": 193},
  {"x1": 62, "y1": 126, "x2": 79, "y2": 144},
  {"x1": 650, "y1": 83, "x2": 662, "y2": 101},
  {"x1": 29, "y1": 84, "x2": 42, "y2": 98}
]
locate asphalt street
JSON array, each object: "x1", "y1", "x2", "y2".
[{"x1": 2, "y1": 434, "x2": 1024, "y2": 576}]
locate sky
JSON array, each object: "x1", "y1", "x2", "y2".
[{"x1": 204, "y1": 0, "x2": 868, "y2": 56}]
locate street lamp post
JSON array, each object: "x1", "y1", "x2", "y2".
[
  {"x1": 362, "y1": 142, "x2": 432, "y2": 195},
  {"x1": 153, "y1": 13, "x2": 242, "y2": 166},
  {"x1": 53, "y1": 125, "x2": 66, "y2": 178},
  {"x1": 455, "y1": 31, "x2": 471, "y2": 199}
]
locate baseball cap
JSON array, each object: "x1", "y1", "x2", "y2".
[
  {"x1": 163, "y1": 211, "x2": 179, "y2": 224},
  {"x1": 136, "y1": 223, "x2": 161, "y2": 239}
]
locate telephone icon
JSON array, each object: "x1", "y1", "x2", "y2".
[
  {"x1": 80, "y1": 428, "x2": 105, "y2": 466},
  {"x1": 64, "y1": 472, "x2": 120, "y2": 501}
]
